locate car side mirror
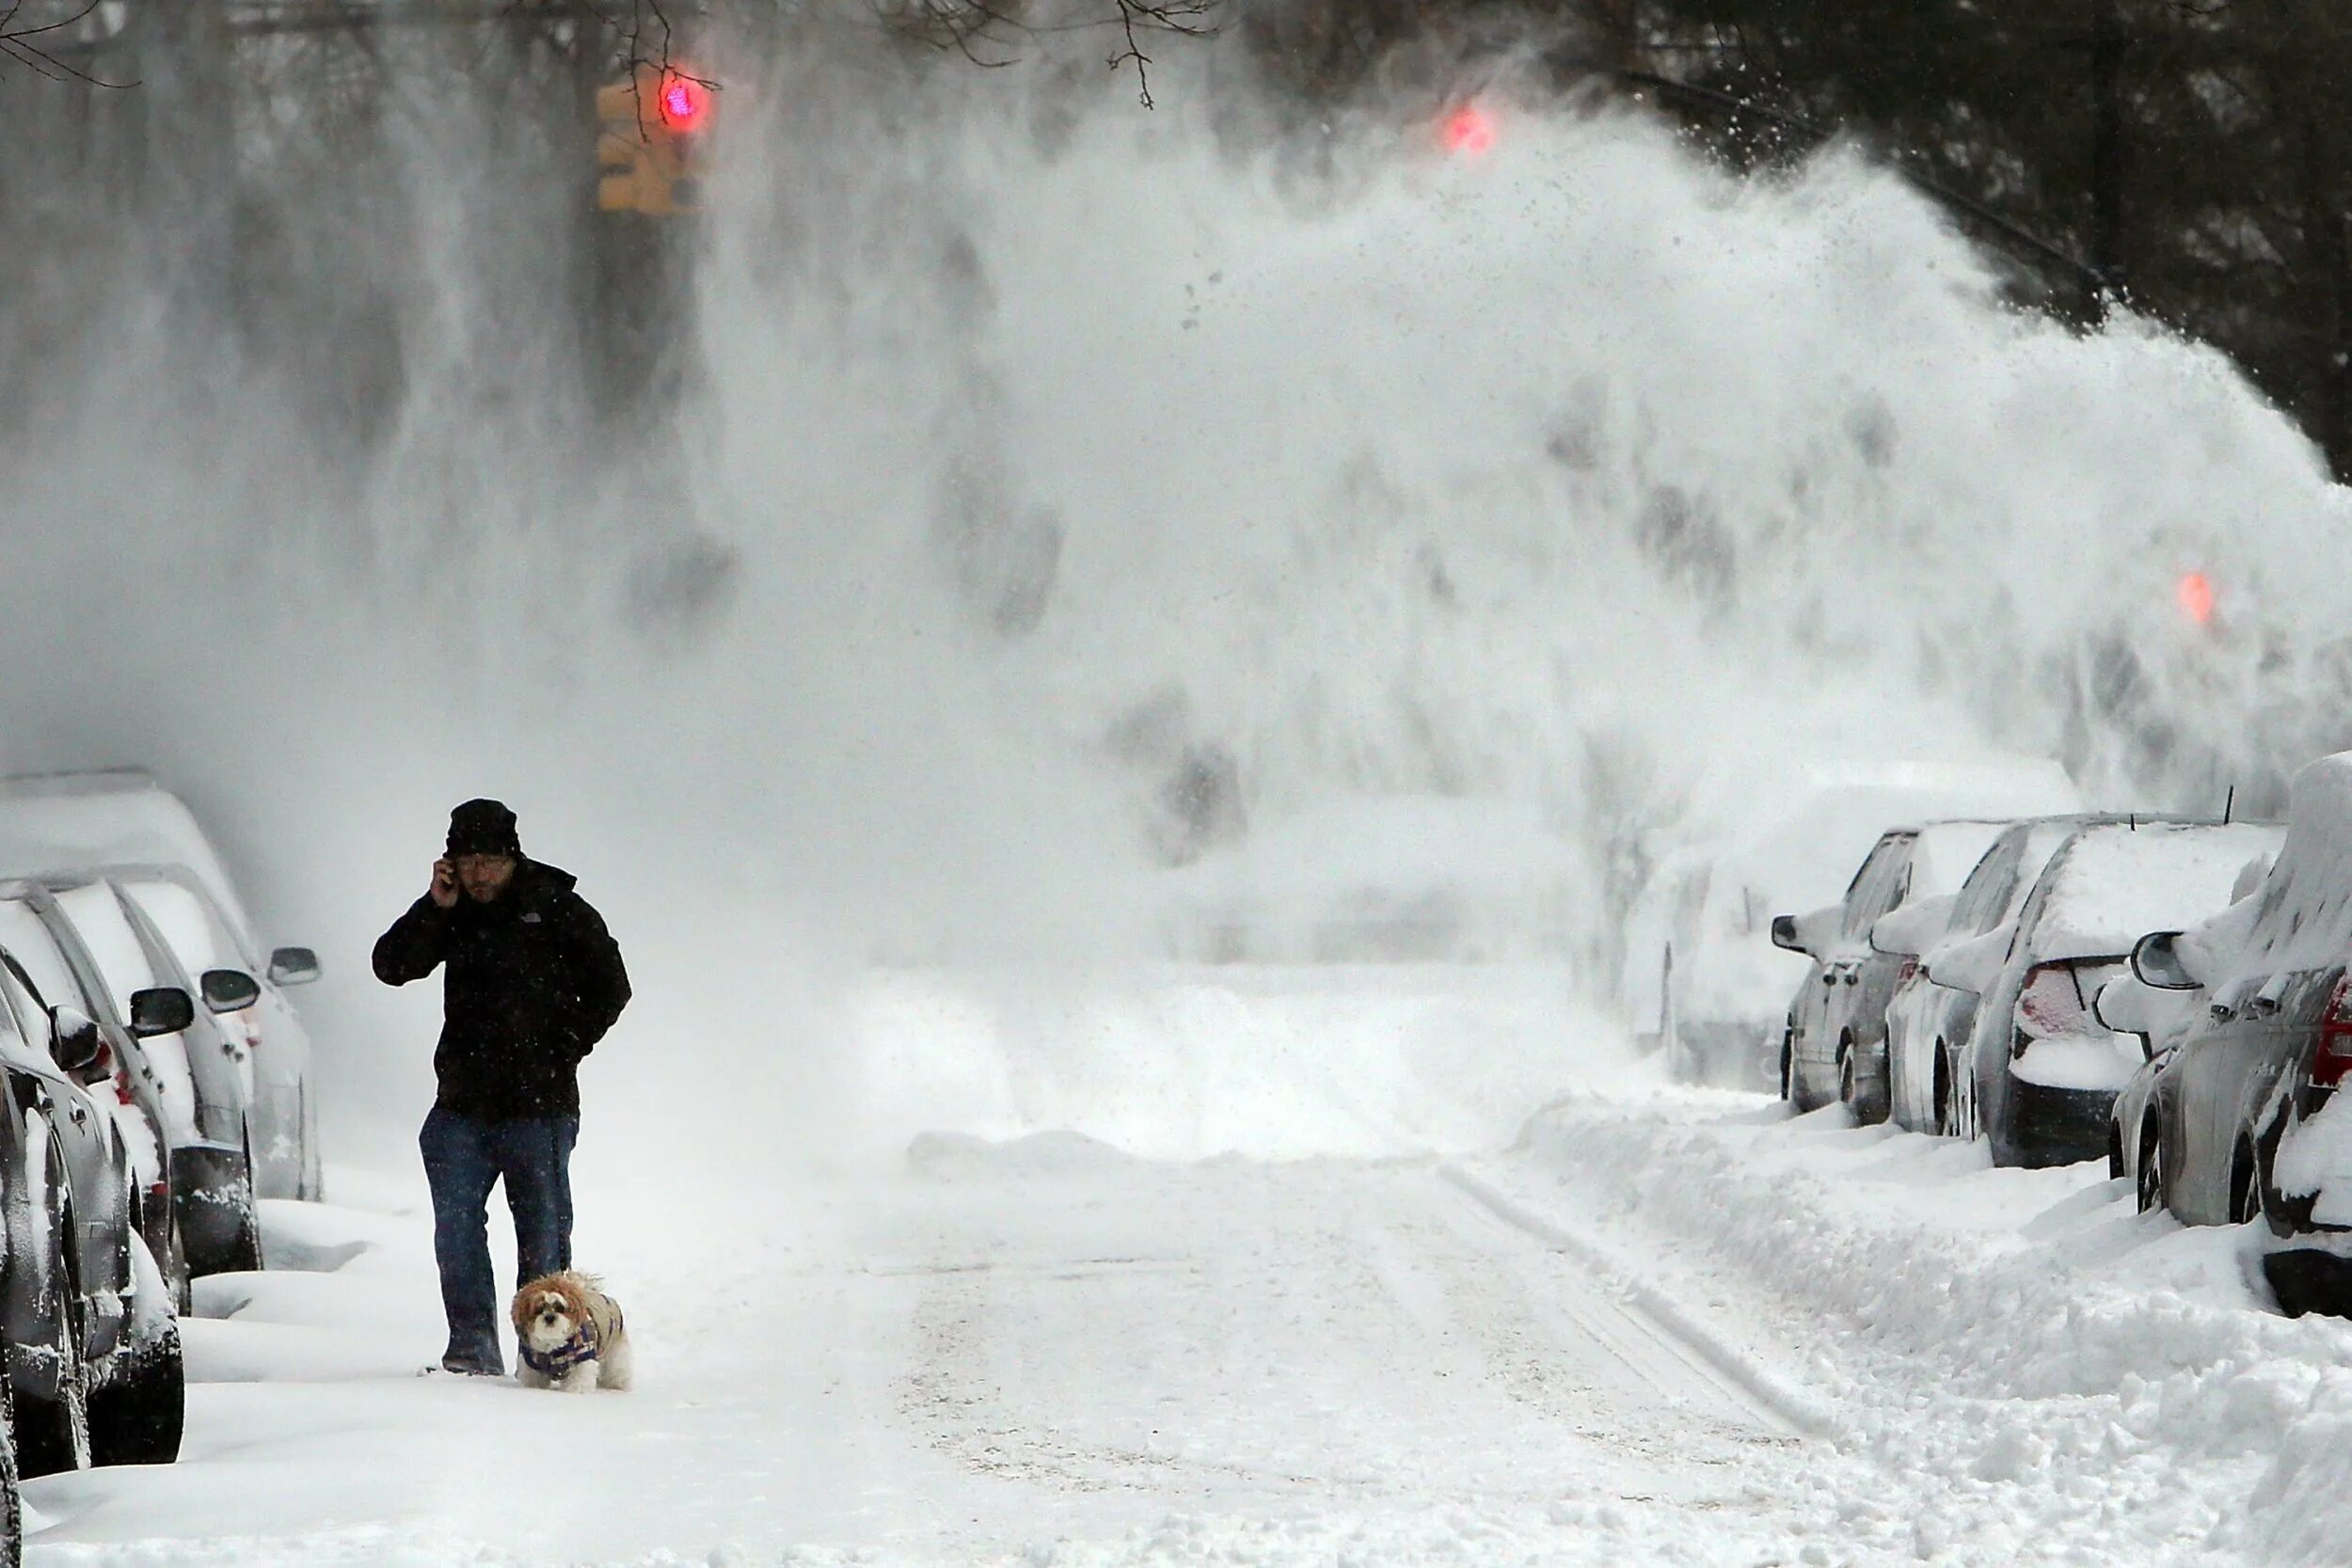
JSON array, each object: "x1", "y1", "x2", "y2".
[
  {"x1": 1922, "y1": 926, "x2": 2009, "y2": 995},
  {"x1": 200, "y1": 968, "x2": 262, "y2": 1014},
  {"x1": 267, "y1": 946, "x2": 321, "y2": 987},
  {"x1": 2092, "y1": 975, "x2": 2161, "y2": 1055},
  {"x1": 48, "y1": 1006, "x2": 100, "y2": 1073},
  {"x1": 1770, "y1": 914, "x2": 1804, "y2": 953},
  {"x1": 128, "y1": 986, "x2": 195, "y2": 1038},
  {"x1": 2131, "y1": 930, "x2": 2199, "y2": 991},
  {"x1": 1871, "y1": 893, "x2": 1957, "y2": 958}
]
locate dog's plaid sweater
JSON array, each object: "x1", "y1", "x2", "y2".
[{"x1": 520, "y1": 1304, "x2": 622, "y2": 1379}]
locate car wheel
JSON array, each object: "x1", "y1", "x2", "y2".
[
  {"x1": 167, "y1": 1208, "x2": 192, "y2": 1315},
  {"x1": 15, "y1": 1200, "x2": 91, "y2": 1479},
  {"x1": 2232, "y1": 1140, "x2": 2263, "y2": 1227},
  {"x1": 229, "y1": 1131, "x2": 264, "y2": 1275},
  {"x1": 1780, "y1": 1028, "x2": 1797, "y2": 1103},
  {"x1": 2138, "y1": 1125, "x2": 2165, "y2": 1214},
  {"x1": 0, "y1": 1374, "x2": 24, "y2": 1568},
  {"x1": 87, "y1": 1236, "x2": 182, "y2": 1467},
  {"x1": 14, "y1": 1115, "x2": 90, "y2": 1480},
  {"x1": 1932, "y1": 1046, "x2": 1954, "y2": 1137},
  {"x1": 1837, "y1": 1044, "x2": 1859, "y2": 1117}
]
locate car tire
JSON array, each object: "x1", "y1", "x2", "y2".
[
  {"x1": 166, "y1": 1208, "x2": 192, "y2": 1315},
  {"x1": 1780, "y1": 1028, "x2": 1798, "y2": 1105},
  {"x1": 13, "y1": 1132, "x2": 87, "y2": 1476},
  {"x1": 87, "y1": 1237, "x2": 183, "y2": 1467},
  {"x1": 2138, "y1": 1124, "x2": 2165, "y2": 1215},
  {"x1": 15, "y1": 1193, "x2": 91, "y2": 1480},
  {"x1": 1839, "y1": 1034, "x2": 1891, "y2": 1127},
  {"x1": 87, "y1": 1323, "x2": 183, "y2": 1467},
  {"x1": 0, "y1": 1374, "x2": 24, "y2": 1568},
  {"x1": 2108, "y1": 1123, "x2": 2126, "y2": 1181},
  {"x1": 2232, "y1": 1139, "x2": 2264, "y2": 1227},
  {"x1": 1932, "y1": 1046, "x2": 1955, "y2": 1138}
]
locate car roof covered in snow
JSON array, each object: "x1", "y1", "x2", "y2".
[
  {"x1": 0, "y1": 770, "x2": 256, "y2": 955},
  {"x1": 1717, "y1": 763, "x2": 2081, "y2": 918},
  {"x1": 2192, "y1": 752, "x2": 2352, "y2": 990},
  {"x1": 2023, "y1": 820, "x2": 2284, "y2": 964}
]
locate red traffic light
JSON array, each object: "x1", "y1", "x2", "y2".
[
  {"x1": 1442, "y1": 103, "x2": 1497, "y2": 157},
  {"x1": 657, "y1": 71, "x2": 711, "y2": 134},
  {"x1": 2177, "y1": 571, "x2": 2217, "y2": 627}
]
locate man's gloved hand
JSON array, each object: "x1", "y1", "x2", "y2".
[{"x1": 429, "y1": 857, "x2": 460, "y2": 911}]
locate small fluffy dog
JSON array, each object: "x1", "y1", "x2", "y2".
[{"x1": 511, "y1": 1272, "x2": 632, "y2": 1393}]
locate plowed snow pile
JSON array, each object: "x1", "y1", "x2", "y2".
[{"x1": 1504, "y1": 1089, "x2": 2352, "y2": 1567}]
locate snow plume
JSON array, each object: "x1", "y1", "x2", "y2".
[{"x1": 4, "y1": 22, "x2": 2351, "y2": 1164}]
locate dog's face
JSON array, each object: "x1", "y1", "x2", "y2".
[{"x1": 514, "y1": 1279, "x2": 583, "y2": 1353}]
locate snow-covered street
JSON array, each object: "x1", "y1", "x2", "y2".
[
  {"x1": 24, "y1": 1133, "x2": 1809, "y2": 1565},
  {"x1": 15, "y1": 970, "x2": 2347, "y2": 1568}
]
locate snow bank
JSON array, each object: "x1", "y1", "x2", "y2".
[
  {"x1": 842, "y1": 962, "x2": 1607, "y2": 1163},
  {"x1": 1510, "y1": 1092, "x2": 2352, "y2": 1567}
]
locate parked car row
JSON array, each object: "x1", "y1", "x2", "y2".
[
  {"x1": 1620, "y1": 757, "x2": 2083, "y2": 1088},
  {"x1": 1677, "y1": 747, "x2": 2352, "y2": 1317},
  {"x1": 0, "y1": 768, "x2": 331, "y2": 1543}
]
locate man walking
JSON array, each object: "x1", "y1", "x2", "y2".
[{"x1": 373, "y1": 799, "x2": 631, "y2": 1376}]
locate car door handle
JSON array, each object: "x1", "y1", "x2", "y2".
[{"x1": 68, "y1": 1102, "x2": 87, "y2": 1126}]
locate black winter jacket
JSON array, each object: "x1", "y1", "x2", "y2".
[{"x1": 372, "y1": 859, "x2": 631, "y2": 1120}]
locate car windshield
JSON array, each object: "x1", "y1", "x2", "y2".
[
  {"x1": 119, "y1": 879, "x2": 241, "y2": 978},
  {"x1": 0, "y1": 898, "x2": 85, "y2": 1018},
  {"x1": 53, "y1": 881, "x2": 164, "y2": 1022}
]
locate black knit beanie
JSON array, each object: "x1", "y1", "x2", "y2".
[{"x1": 446, "y1": 799, "x2": 522, "y2": 858}]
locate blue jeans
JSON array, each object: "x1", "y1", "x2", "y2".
[{"x1": 419, "y1": 1107, "x2": 579, "y2": 1371}]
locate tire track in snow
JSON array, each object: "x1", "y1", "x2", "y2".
[{"x1": 1439, "y1": 1161, "x2": 1836, "y2": 1440}]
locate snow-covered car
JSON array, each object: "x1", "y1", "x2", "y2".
[
  {"x1": 1625, "y1": 760, "x2": 2080, "y2": 1091},
  {"x1": 1620, "y1": 842, "x2": 1780, "y2": 1088},
  {"x1": 1928, "y1": 819, "x2": 2282, "y2": 1168},
  {"x1": 2119, "y1": 754, "x2": 2352, "y2": 1315},
  {"x1": 1156, "y1": 796, "x2": 1584, "y2": 964},
  {"x1": 7, "y1": 878, "x2": 263, "y2": 1279},
  {"x1": 2096, "y1": 847, "x2": 2275, "y2": 1208},
  {"x1": 1876, "y1": 816, "x2": 2122, "y2": 1135},
  {"x1": 109, "y1": 866, "x2": 322, "y2": 1202},
  {"x1": 0, "y1": 888, "x2": 198, "y2": 1307},
  {"x1": 0, "y1": 771, "x2": 326, "y2": 1212},
  {"x1": 0, "y1": 941, "x2": 183, "y2": 1475},
  {"x1": 1773, "y1": 817, "x2": 2018, "y2": 1118}
]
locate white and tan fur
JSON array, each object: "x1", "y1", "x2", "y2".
[{"x1": 510, "y1": 1271, "x2": 632, "y2": 1393}]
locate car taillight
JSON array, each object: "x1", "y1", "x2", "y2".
[
  {"x1": 1897, "y1": 958, "x2": 1920, "y2": 987},
  {"x1": 114, "y1": 1060, "x2": 135, "y2": 1106},
  {"x1": 2314, "y1": 977, "x2": 2352, "y2": 1087},
  {"x1": 2017, "y1": 961, "x2": 2096, "y2": 1038}
]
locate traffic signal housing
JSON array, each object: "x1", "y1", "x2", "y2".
[{"x1": 596, "y1": 68, "x2": 713, "y2": 216}]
